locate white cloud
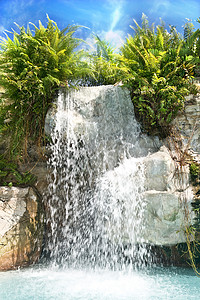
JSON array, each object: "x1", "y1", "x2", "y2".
[
  {"x1": 7, "y1": 0, "x2": 34, "y2": 15},
  {"x1": 101, "y1": 0, "x2": 126, "y2": 49},
  {"x1": 105, "y1": 30, "x2": 124, "y2": 49},
  {"x1": 110, "y1": 8, "x2": 121, "y2": 31},
  {"x1": 0, "y1": 26, "x2": 5, "y2": 33},
  {"x1": 65, "y1": 0, "x2": 126, "y2": 51},
  {"x1": 83, "y1": 29, "x2": 125, "y2": 53},
  {"x1": 106, "y1": 0, "x2": 126, "y2": 30},
  {"x1": 100, "y1": 29, "x2": 125, "y2": 50},
  {"x1": 149, "y1": 0, "x2": 170, "y2": 17}
]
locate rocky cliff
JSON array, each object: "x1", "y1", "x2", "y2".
[{"x1": 0, "y1": 85, "x2": 199, "y2": 270}]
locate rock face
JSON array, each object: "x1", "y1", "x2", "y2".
[
  {"x1": 98, "y1": 146, "x2": 194, "y2": 246},
  {"x1": 173, "y1": 94, "x2": 200, "y2": 153},
  {"x1": 44, "y1": 86, "x2": 195, "y2": 248},
  {"x1": 0, "y1": 187, "x2": 43, "y2": 270},
  {"x1": 143, "y1": 146, "x2": 194, "y2": 245},
  {"x1": 45, "y1": 86, "x2": 161, "y2": 170},
  {"x1": 0, "y1": 86, "x2": 197, "y2": 271},
  {"x1": 19, "y1": 162, "x2": 48, "y2": 196},
  {"x1": 144, "y1": 92, "x2": 200, "y2": 245}
]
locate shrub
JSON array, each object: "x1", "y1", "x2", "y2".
[
  {"x1": 82, "y1": 35, "x2": 123, "y2": 86},
  {"x1": 0, "y1": 155, "x2": 36, "y2": 186},
  {"x1": 120, "y1": 15, "x2": 197, "y2": 137},
  {"x1": 0, "y1": 16, "x2": 88, "y2": 160}
]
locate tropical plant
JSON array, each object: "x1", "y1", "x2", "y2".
[
  {"x1": 180, "y1": 18, "x2": 200, "y2": 76},
  {"x1": 0, "y1": 16, "x2": 89, "y2": 160},
  {"x1": 184, "y1": 19, "x2": 195, "y2": 41},
  {"x1": 120, "y1": 14, "x2": 197, "y2": 137},
  {"x1": 82, "y1": 34, "x2": 123, "y2": 86}
]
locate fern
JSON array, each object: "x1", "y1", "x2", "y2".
[
  {"x1": 121, "y1": 15, "x2": 197, "y2": 137},
  {"x1": 0, "y1": 17, "x2": 88, "y2": 160}
]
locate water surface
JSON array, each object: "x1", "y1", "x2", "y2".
[{"x1": 0, "y1": 266, "x2": 199, "y2": 300}]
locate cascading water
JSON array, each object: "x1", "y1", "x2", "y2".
[
  {"x1": 45, "y1": 86, "x2": 157, "y2": 269},
  {"x1": 2, "y1": 86, "x2": 200, "y2": 300},
  {"x1": 93, "y1": 158, "x2": 151, "y2": 269}
]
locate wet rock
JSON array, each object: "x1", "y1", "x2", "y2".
[
  {"x1": 144, "y1": 146, "x2": 190, "y2": 192},
  {"x1": 44, "y1": 87, "x2": 195, "y2": 247},
  {"x1": 142, "y1": 146, "x2": 194, "y2": 245},
  {"x1": 99, "y1": 150, "x2": 194, "y2": 246},
  {"x1": 142, "y1": 188, "x2": 194, "y2": 245},
  {"x1": 0, "y1": 186, "x2": 43, "y2": 270},
  {"x1": 19, "y1": 162, "x2": 48, "y2": 195},
  {"x1": 45, "y1": 86, "x2": 161, "y2": 167},
  {"x1": 144, "y1": 146, "x2": 176, "y2": 191}
]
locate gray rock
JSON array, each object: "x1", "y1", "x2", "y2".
[
  {"x1": 142, "y1": 188, "x2": 194, "y2": 245},
  {"x1": 0, "y1": 187, "x2": 27, "y2": 237},
  {"x1": 97, "y1": 150, "x2": 194, "y2": 246},
  {"x1": 45, "y1": 86, "x2": 161, "y2": 163},
  {"x1": 144, "y1": 146, "x2": 176, "y2": 191},
  {"x1": 19, "y1": 162, "x2": 48, "y2": 195},
  {"x1": 142, "y1": 147, "x2": 193, "y2": 245},
  {"x1": 173, "y1": 93, "x2": 200, "y2": 152},
  {"x1": 144, "y1": 146, "x2": 190, "y2": 192},
  {"x1": 44, "y1": 86, "x2": 195, "y2": 247}
]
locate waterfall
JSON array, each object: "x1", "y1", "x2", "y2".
[{"x1": 45, "y1": 86, "x2": 157, "y2": 269}]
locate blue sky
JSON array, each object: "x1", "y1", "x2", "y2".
[{"x1": 0, "y1": 0, "x2": 200, "y2": 49}]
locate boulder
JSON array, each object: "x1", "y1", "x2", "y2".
[
  {"x1": 98, "y1": 146, "x2": 194, "y2": 246},
  {"x1": 143, "y1": 146, "x2": 190, "y2": 192},
  {"x1": 142, "y1": 147, "x2": 194, "y2": 245},
  {"x1": 142, "y1": 188, "x2": 194, "y2": 245},
  {"x1": 143, "y1": 146, "x2": 176, "y2": 191},
  {"x1": 0, "y1": 186, "x2": 43, "y2": 270}
]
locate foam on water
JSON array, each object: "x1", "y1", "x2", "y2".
[{"x1": 0, "y1": 267, "x2": 200, "y2": 300}]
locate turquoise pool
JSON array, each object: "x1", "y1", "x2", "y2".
[{"x1": 0, "y1": 266, "x2": 199, "y2": 300}]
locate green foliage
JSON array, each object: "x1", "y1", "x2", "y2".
[
  {"x1": 121, "y1": 15, "x2": 197, "y2": 137},
  {"x1": 0, "y1": 16, "x2": 89, "y2": 160},
  {"x1": 0, "y1": 155, "x2": 36, "y2": 186},
  {"x1": 190, "y1": 162, "x2": 199, "y2": 179},
  {"x1": 183, "y1": 19, "x2": 195, "y2": 41},
  {"x1": 181, "y1": 18, "x2": 200, "y2": 76},
  {"x1": 0, "y1": 14, "x2": 199, "y2": 156},
  {"x1": 82, "y1": 35, "x2": 123, "y2": 86}
]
